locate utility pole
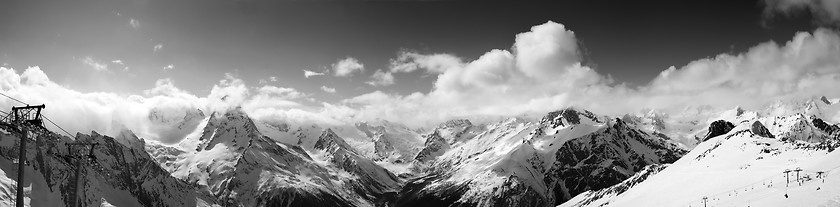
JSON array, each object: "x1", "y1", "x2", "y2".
[
  {"x1": 783, "y1": 169, "x2": 792, "y2": 187},
  {"x1": 66, "y1": 142, "x2": 99, "y2": 207},
  {"x1": 794, "y1": 168, "x2": 802, "y2": 186},
  {"x1": 702, "y1": 196, "x2": 708, "y2": 207},
  {"x1": 817, "y1": 171, "x2": 825, "y2": 183},
  {"x1": 2, "y1": 104, "x2": 46, "y2": 207}
]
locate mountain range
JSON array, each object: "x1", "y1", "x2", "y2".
[{"x1": 0, "y1": 96, "x2": 838, "y2": 206}]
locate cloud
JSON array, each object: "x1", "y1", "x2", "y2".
[
  {"x1": 304, "y1": 70, "x2": 325, "y2": 78},
  {"x1": 0, "y1": 67, "x2": 203, "y2": 143},
  {"x1": 163, "y1": 64, "x2": 174, "y2": 71},
  {"x1": 153, "y1": 44, "x2": 164, "y2": 53},
  {"x1": 80, "y1": 56, "x2": 109, "y2": 72},
  {"x1": 763, "y1": 0, "x2": 840, "y2": 26},
  {"x1": 366, "y1": 70, "x2": 395, "y2": 86},
  {"x1": 2, "y1": 21, "x2": 840, "y2": 144},
  {"x1": 269, "y1": 76, "x2": 277, "y2": 82},
  {"x1": 0, "y1": 66, "x2": 336, "y2": 143},
  {"x1": 130, "y1": 18, "x2": 140, "y2": 29},
  {"x1": 332, "y1": 57, "x2": 364, "y2": 77},
  {"x1": 336, "y1": 21, "x2": 609, "y2": 126},
  {"x1": 320, "y1": 86, "x2": 337, "y2": 93},
  {"x1": 642, "y1": 28, "x2": 840, "y2": 109},
  {"x1": 333, "y1": 21, "x2": 840, "y2": 127},
  {"x1": 111, "y1": 60, "x2": 128, "y2": 71},
  {"x1": 389, "y1": 51, "x2": 462, "y2": 73}
]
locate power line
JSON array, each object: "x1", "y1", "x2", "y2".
[
  {"x1": 0, "y1": 91, "x2": 27, "y2": 105},
  {"x1": 43, "y1": 115, "x2": 74, "y2": 138},
  {"x1": 0, "y1": 91, "x2": 75, "y2": 138}
]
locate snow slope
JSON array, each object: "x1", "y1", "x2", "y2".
[{"x1": 562, "y1": 109, "x2": 840, "y2": 207}]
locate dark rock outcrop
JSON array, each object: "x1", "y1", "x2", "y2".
[
  {"x1": 413, "y1": 131, "x2": 449, "y2": 163},
  {"x1": 750, "y1": 121, "x2": 775, "y2": 138},
  {"x1": 702, "y1": 120, "x2": 735, "y2": 141},
  {"x1": 812, "y1": 118, "x2": 840, "y2": 135},
  {"x1": 541, "y1": 108, "x2": 599, "y2": 128}
]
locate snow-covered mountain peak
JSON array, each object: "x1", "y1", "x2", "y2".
[
  {"x1": 113, "y1": 129, "x2": 146, "y2": 152},
  {"x1": 191, "y1": 107, "x2": 260, "y2": 152},
  {"x1": 315, "y1": 128, "x2": 358, "y2": 154},
  {"x1": 539, "y1": 107, "x2": 602, "y2": 129},
  {"x1": 440, "y1": 119, "x2": 472, "y2": 129}
]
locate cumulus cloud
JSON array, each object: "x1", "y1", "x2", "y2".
[
  {"x1": 643, "y1": 28, "x2": 840, "y2": 109},
  {"x1": 320, "y1": 86, "x2": 337, "y2": 93},
  {"x1": 163, "y1": 64, "x2": 174, "y2": 71},
  {"x1": 153, "y1": 44, "x2": 163, "y2": 53},
  {"x1": 80, "y1": 56, "x2": 109, "y2": 72},
  {"x1": 763, "y1": 0, "x2": 840, "y2": 26},
  {"x1": 332, "y1": 57, "x2": 364, "y2": 77},
  {"x1": 303, "y1": 70, "x2": 325, "y2": 78},
  {"x1": 0, "y1": 67, "x2": 199, "y2": 143},
  {"x1": 130, "y1": 18, "x2": 140, "y2": 29},
  {"x1": 333, "y1": 21, "x2": 840, "y2": 127},
  {"x1": 366, "y1": 70, "x2": 395, "y2": 86},
  {"x1": 389, "y1": 51, "x2": 462, "y2": 73}
]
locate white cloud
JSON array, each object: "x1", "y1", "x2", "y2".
[
  {"x1": 514, "y1": 22, "x2": 581, "y2": 80},
  {"x1": 337, "y1": 21, "x2": 609, "y2": 126},
  {"x1": 129, "y1": 18, "x2": 140, "y2": 29},
  {"x1": 303, "y1": 70, "x2": 325, "y2": 78},
  {"x1": 763, "y1": 0, "x2": 840, "y2": 25},
  {"x1": 389, "y1": 51, "x2": 462, "y2": 73},
  {"x1": 332, "y1": 57, "x2": 364, "y2": 77},
  {"x1": 111, "y1": 60, "x2": 128, "y2": 71},
  {"x1": 320, "y1": 86, "x2": 336, "y2": 93},
  {"x1": 269, "y1": 76, "x2": 277, "y2": 82},
  {"x1": 332, "y1": 22, "x2": 840, "y2": 127},
  {"x1": 643, "y1": 28, "x2": 840, "y2": 109},
  {"x1": 153, "y1": 44, "x2": 163, "y2": 53},
  {"x1": 0, "y1": 66, "x2": 336, "y2": 143},
  {"x1": 163, "y1": 64, "x2": 174, "y2": 71},
  {"x1": 80, "y1": 56, "x2": 109, "y2": 72},
  {"x1": 366, "y1": 70, "x2": 395, "y2": 86}
]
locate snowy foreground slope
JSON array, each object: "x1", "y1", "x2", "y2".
[{"x1": 562, "y1": 103, "x2": 840, "y2": 207}]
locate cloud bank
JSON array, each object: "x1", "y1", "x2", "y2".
[
  {"x1": 1, "y1": 21, "x2": 839, "y2": 143},
  {"x1": 344, "y1": 21, "x2": 840, "y2": 126},
  {"x1": 0, "y1": 68, "x2": 338, "y2": 143}
]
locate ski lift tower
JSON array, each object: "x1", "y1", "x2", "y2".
[{"x1": 3, "y1": 104, "x2": 46, "y2": 207}]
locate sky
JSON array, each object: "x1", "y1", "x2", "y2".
[{"x1": 1, "y1": 0, "x2": 840, "y2": 143}]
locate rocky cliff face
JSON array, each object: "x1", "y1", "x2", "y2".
[
  {"x1": 703, "y1": 120, "x2": 735, "y2": 141},
  {"x1": 750, "y1": 121, "x2": 774, "y2": 138},
  {"x1": 0, "y1": 122, "x2": 211, "y2": 207},
  {"x1": 413, "y1": 131, "x2": 449, "y2": 163}
]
